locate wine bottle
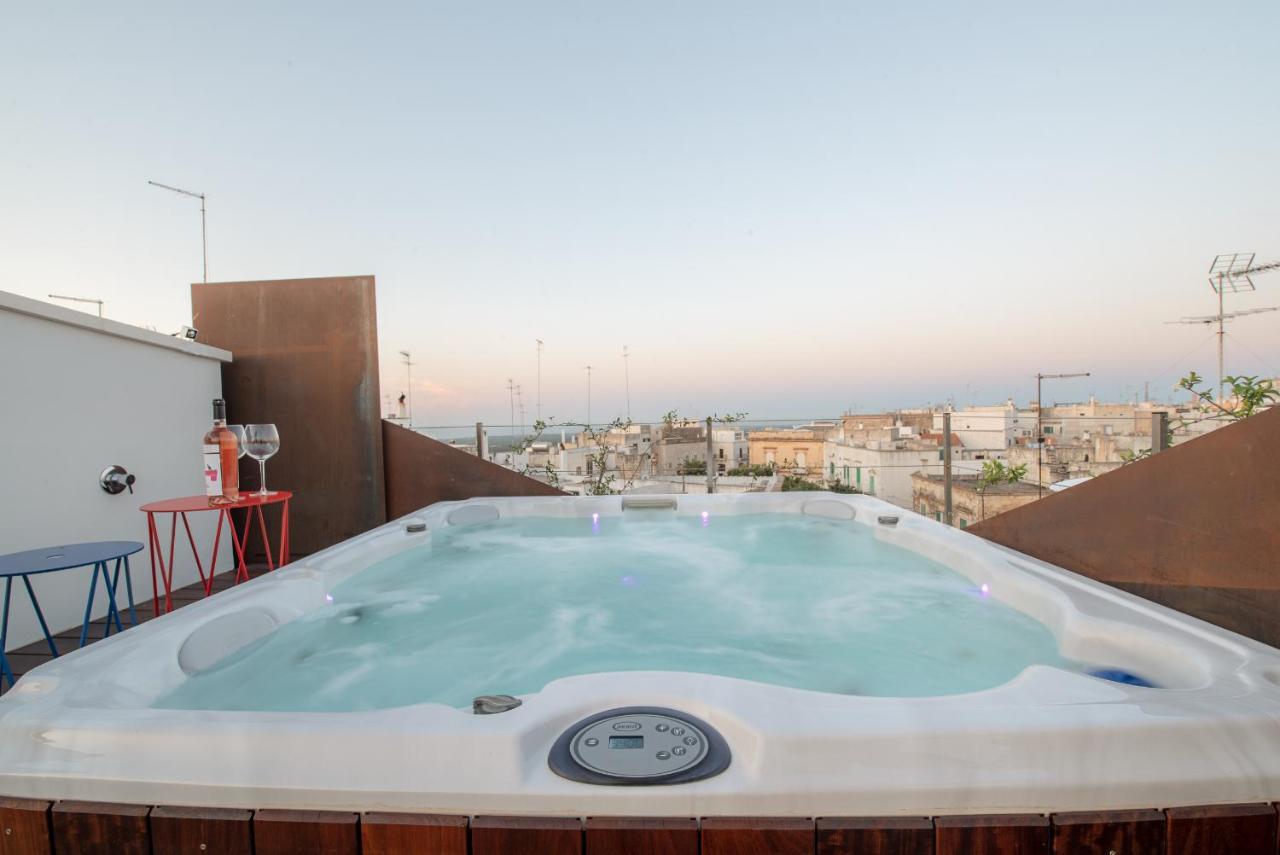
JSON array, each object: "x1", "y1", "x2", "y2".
[{"x1": 203, "y1": 398, "x2": 240, "y2": 505}]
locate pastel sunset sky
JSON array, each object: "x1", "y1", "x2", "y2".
[{"x1": 3, "y1": 2, "x2": 1278, "y2": 426}]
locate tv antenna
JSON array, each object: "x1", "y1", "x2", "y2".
[
  {"x1": 1166, "y1": 254, "x2": 1280, "y2": 399},
  {"x1": 48, "y1": 294, "x2": 104, "y2": 317}
]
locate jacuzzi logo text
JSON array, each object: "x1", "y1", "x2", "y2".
[{"x1": 611, "y1": 722, "x2": 642, "y2": 731}]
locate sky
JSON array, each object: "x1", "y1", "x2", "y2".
[{"x1": 3, "y1": 2, "x2": 1279, "y2": 427}]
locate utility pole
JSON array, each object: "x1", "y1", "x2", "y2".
[
  {"x1": 942, "y1": 410, "x2": 953, "y2": 526},
  {"x1": 535, "y1": 339, "x2": 543, "y2": 424},
  {"x1": 398, "y1": 350, "x2": 414, "y2": 426},
  {"x1": 1035, "y1": 372, "x2": 1090, "y2": 497},
  {"x1": 584, "y1": 365, "x2": 594, "y2": 428},
  {"x1": 148, "y1": 180, "x2": 207, "y2": 282},
  {"x1": 706, "y1": 416, "x2": 715, "y2": 494}
]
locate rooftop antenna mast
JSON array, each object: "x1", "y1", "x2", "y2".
[
  {"x1": 147, "y1": 180, "x2": 207, "y2": 282},
  {"x1": 622, "y1": 345, "x2": 631, "y2": 422},
  {"x1": 535, "y1": 339, "x2": 544, "y2": 424},
  {"x1": 1166, "y1": 254, "x2": 1280, "y2": 400},
  {"x1": 584, "y1": 365, "x2": 594, "y2": 429},
  {"x1": 515, "y1": 383, "x2": 526, "y2": 439},
  {"x1": 506, "y1": 378, "x2": 516, "y2": 443},
  {"x1": 47, "y1": 294, "x2": 104, "y2": 318},
  {"x1": 398, "y1": 351, "x2": 414, "y2": 426},
  {"x1": 1035, "y1": 371, "x2": 1090, "y2": 498}
]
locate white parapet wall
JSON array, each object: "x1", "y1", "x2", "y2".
[{"x1": 0, "y1": 290, "x2": 233, "y2": 649}]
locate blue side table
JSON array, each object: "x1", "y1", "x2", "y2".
[{"x1": 0, "y1": 541, "x2": 143, "y2": 687}]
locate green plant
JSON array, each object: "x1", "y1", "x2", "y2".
[
  {"x1": 781, "y1": 475, "x2": 826, "y2": 492},
  {"x1": 1123, "y1": 371, "x2": 1276, "y2": 465},
  {"x1": 1178, "y1": 371, "x2": 1278, "y2": 420},
  {"x1": 677, "y1": 457, "x2": 706, "y2": 476},
  {"x1": 975, "y1": 459, "x2": 1027, "y2": 520},
  {"x1": 828, "y1": 480, "x2": 859, "y2": 494},
  {"x1": 727, "y1": 463, "x2": 775, "y2": 477}
]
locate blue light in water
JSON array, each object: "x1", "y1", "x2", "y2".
[
  {"x1": 325, "y1": 594, "x2": 334, "y2": 603},
  {"x1": 1088, "y1": 668, "x2": 1158, "y2": 688},
  {"x1": 701, "y1": 511, "x2": 710, "y2": 528},
  {"x1": 591, "y1": 512, "x2": 600, "y2": 534},
  {"x1": 620, "y1": 574, "x2": 637, "y2": 587},
  {"x1": 979, "y1": 583, "x2": 990, "y2": 597}
]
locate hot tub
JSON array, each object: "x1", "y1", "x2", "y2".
[{"x1": 1, "y1": 493, "x2": 1278, "y2": 816}]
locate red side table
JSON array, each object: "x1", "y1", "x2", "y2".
[{"x1": 139, "y1": 491, "x2": 291, "y2": 615}]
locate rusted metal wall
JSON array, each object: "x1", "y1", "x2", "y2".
[
  {"x1": 3, "y1": 799, "x2": 1276, "y2": 854},
  {"x1": 191, "y1": 276, "x2": 386, "y2": 555},
  {"x1": 383, "y1": 421, "x2": 563, "y2": 519},
  {"x1": 971, "y1": 406, "x2": 1280, "y2": 647}
]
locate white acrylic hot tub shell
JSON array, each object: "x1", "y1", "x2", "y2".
[{"x1": 1, "y1": 493, "x2": 1278, "y2": 816}]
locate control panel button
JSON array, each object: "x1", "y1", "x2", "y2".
[
  {"x1": 584, "y1": 738, "x2": 599, "y2": 747},
  {"x1": 671, "y1": 726, "x2": 686, "y2": 736},
  {"x1": 654, "y1": 723, "x2": 669, "y2": 732},
  {"x1": 672, "y1": 746, "x2": 687, "y2": 756},
  {"x1": 683, "y1": 735, "x2": 698, "y2": 746},
  {"x1": 656, "y1": 750, "x2": 671, "y2": 760}
]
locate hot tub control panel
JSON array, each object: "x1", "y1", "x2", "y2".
[{"x1": 548, "y1": 706, "x2": 730, "y2": 785}]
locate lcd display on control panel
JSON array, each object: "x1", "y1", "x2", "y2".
[{"x1": 608, "y1": 736, "x2": 644, "y2": 749}]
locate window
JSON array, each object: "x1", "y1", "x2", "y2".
[
  {"x1": 829, "y1": 462, "x2": 835, "y2": 477},
  {"x1": 765, "y1": 448, "x2": 776, "y2": 464},
  {"x1": 718, "y1": 448, "x2": 725, "y2": 459},
  {"x1": 959, "y1": 519, "x2": 968, "y2": 529},
  {"x1": 795, "y1": 450, "x2": 807, "y2": 468},
  {"x1": 1044, "y1": 426, "x2": 1054, "y2": 435},
  {"x1": 855, "y1": 467, "x2": 862, "y2": 487},
  {"x1": 869, "y1": 474, "x2": 875, "y2": 495},
  {"x1": 935, "y1": 511, "x2": 941, "y2": 521}
]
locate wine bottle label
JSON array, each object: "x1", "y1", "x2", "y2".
[{"x1": 203, "y1": 443, "x2": 222, "y2": 496}]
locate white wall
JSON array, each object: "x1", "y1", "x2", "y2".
[{"x1": 0, "y1": 292, "x2": 232, "y2": 650}]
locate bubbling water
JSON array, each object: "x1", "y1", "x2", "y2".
[{"x1": 156, "y1": 514, "x2": 1068, "y2": 712}]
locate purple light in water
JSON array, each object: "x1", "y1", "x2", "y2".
[
  {"x1": 620, "y1": 574, "x2": 636, "y2": 587},
  {"x1": 701, "y1": 510, "x2": 710, "y2": 527},
  {"x1": 591, "y1": 512, "x2": 599, "y2": 523},
  {"x1": 325, "y1": 594, "x2": 334, "y2": 603},
  {"x1": 980, "y1": 583, "x2": 990, "y2": 597},
  {"x1": 591, "y1": 512, "x2": 600, "y2": 533}
]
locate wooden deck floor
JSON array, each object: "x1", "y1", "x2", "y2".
[{"x1": 2, "y1": 564, "x2": 272, "y2": 696}]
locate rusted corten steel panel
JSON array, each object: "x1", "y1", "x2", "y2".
[
  {"x1": 192, "y1": 276, "x2": 386, "y2": 555},
  {"x1": 970, "y1": 406, "x2": 1280, "y2": 646},
  {"x1": 383, "y1": 420, "x2": 564, "y2": 519}
]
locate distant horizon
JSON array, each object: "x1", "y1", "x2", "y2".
[{"x1": 4, "y1": 3, "x2": 1278, "y2": 427}]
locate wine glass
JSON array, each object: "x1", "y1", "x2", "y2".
[
  {"x1": 244, "y1": 424, "x2": 280, "y2": 496},
  {"x1": 226, "y1": 425, "x2": 248, "y2": 460}
]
